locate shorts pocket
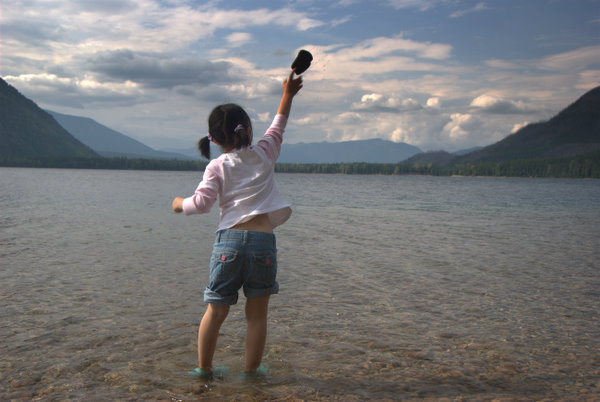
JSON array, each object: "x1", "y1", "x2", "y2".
[
  {"x1": 249, "y1": 252, "x2": 277, "y2": 288},
  {"x1": 209, "y1": 250, "x2": 239, "y2": 281}
]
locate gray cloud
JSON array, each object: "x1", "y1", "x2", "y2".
[
  {"x1": 7, "y1": 76, "x2": 142, "y2": 109},
  {"x1": 86, "y1": 50, "x2": 236, "y2": 89},
  {"x1": 2, "y1": 19, "x2": 68, "y2": 46},
  {"x1": 69, "y1": 0, "x2": 138, "y2": 13}
]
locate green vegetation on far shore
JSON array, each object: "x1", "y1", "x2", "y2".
[{"x1": 2, "y1": 149, "x2": 599, "y2": 178}]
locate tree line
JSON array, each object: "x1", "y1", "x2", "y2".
[
  {"x1": 1, "y1": 149, "x2": 599, "y2": 178},
  {"x1": 0, "y1": 156, "x2": 206, "y2": 171},
  {"x1": 275, "y1": 150, "x2": 600, "y2": 178}
]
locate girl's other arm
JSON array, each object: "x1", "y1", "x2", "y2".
[{"x1": 277, "y1": 69, "x2": 303, "y2": 118}]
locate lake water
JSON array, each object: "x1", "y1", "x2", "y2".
[{"x1": 1, "y1": 167, "x2": 599, "y2": 400}]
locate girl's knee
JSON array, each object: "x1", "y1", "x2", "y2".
[{"x1": 206, "y1": 304, "x2": 230, "y2": 322}]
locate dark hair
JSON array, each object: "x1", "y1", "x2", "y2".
[{"x1": 198, "y1": 103, "x2": 252, "y2": 159}]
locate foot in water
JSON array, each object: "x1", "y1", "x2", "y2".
[
  {"x1": 238, "y1": 363, "x2": 269, "y2": 380},
  {"x1": 188, "y1": 366, "x2": 229, "y2": 380}
]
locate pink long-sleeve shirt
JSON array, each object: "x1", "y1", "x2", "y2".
[{"x1": 182, "y1": 114, "x2": 292, "y2": 231}]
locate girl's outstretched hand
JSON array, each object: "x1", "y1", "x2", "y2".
[
  {"x1": 283, "y1": 69, "x2": 303, "y2": 98},
  {"x1": 278, "y1": 69, "x2": 303, "y2": 117},
  {"x1": 172, "y1": 197, "x2": 183, "y2": 213}
]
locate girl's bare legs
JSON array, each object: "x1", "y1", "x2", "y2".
[
  {"x1": 244, "y1": 296, "x2": 270, "y2": 373},
  {"x1": 198, "y1": 303, "x2": 230, "y2": 370}
]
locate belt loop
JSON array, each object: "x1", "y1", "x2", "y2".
[{"x1": 216, "y1": 230, "x2": 222, "y2": 243}]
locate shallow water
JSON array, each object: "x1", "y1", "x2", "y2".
[{"x1": 1, "y1": 168, "x2": 599, "y2": 400}]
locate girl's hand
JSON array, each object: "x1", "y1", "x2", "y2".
[
  {"x1": 283, "y1": 69, "x2": 303, "y2": 98},
  {"x1": 172, "y1": 197, "x2": 184, "y2": 213},
  {"x1": 278, "y1": 69, "x2": 303, "y2": 117}
]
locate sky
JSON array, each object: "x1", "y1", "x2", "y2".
[{"x1": 2, "y1": 0, "x2": 599, "y2": 152}]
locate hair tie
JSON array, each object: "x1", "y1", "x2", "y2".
[
  {"x1": 207, "y1": 133, "x2": 213, "y2": 141},
  {"x1": 234, "y1": 124, "x2": 245, "y2": 133}
]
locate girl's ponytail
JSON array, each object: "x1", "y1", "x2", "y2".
[{"x1": 198, "y1": 136, "x2": 211, "y2": 160}]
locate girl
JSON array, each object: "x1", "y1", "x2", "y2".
[{"x1": 172, "y1": 69, "x2": 303, "y2": 377}]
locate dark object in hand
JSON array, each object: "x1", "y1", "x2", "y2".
[{"x1": 291, "y1": 50, "x2": 313, "y2": 75}]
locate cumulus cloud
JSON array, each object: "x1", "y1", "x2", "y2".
[
  {"x1": 470, "y1": 94, "x2": 531, "y2": 114},
  {"x1": 426, "y1": 97, "x2": 440, "y2": 108},
  {"x1": 351, "y1": 93, "x2": 422, "y2": 113},
  {"x1": 444, "y1": 113, "x2": 476, "y2": 139}
]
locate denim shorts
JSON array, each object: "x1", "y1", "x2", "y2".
[{"x1": 204, "y1": 229, "x2": 279, "y2": 305}]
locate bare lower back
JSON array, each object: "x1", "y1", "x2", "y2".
[{"x1": 230, "y1": 213, "x2": 273, "y2": 233}]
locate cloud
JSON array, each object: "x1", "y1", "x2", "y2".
[
  {"x1": 426, "y1": 97, "x2": 440, "y2": 108},
  {"x1": 304, "y1": 35, "x2": 455, "y2": 85},
  {"x1": 1, "y1": 2, "x2": 324, "y2": 58},
  {"x1": 226, "y1": 32, "x2": 253, "y2": 47},
  {"x1": 3, "y1": 73, "x2": 143, "y2": 108},
  {"x1": 351, "y1": 35, "x2": 453, "y2": 60},
  {"x1": 485, "y1": 45, "x2": 600, "y2": 73},
  {"x1": 68, "y1": 0, "x2": 139, "y2": 13},
  {"x1": 444, "y1": 113, "x2": 477, "y2": 139},
  {"x1": 386, "y1": 0, "x2": 441, "y2": 11},
  {"x1": 511, "y1": 121, "x2": 529, "y2": 134},
  {"x1": 470, "y1": 94, "x2": 532, "y2": 114},
  {"x1": 331, "y1": 15, "x2": 353, "y2": 27},
  {"x1": 86, "y1": 50, "x2": 235, "y2": 89},
  {"x1": 484, "y1": 59, "x2": 522, "y2": 69},
  {"x1": 450, "y1": 2, "x2": 487, "y2": 18},
  {"x1": 351, "y1": 93, "x2": 422, "y2": 113},
  {"x1": 536, "y1": 45, "x2": 600, "y2": 71}
]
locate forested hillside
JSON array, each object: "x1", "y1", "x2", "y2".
[{"x1": 0, "y1": 78, "x2": 98, "y2": 158}]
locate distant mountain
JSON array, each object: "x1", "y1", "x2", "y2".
[
  {"x1": 278, "y1": 138, "x2": 422, "y2": 163},
  {"x1": 163, "y1": 138, "x2": 422, "y2": 163},
  {"x1": 48, "y1": 111, "x2": 193, "y2": 160},
  {"x1": 452, "y1": 146, "x2": 483, "y2": 155},
  {"x1": 407, "y1": 86, "x2": 600, "y2": 166},
  {"x1": 0, "y1": 77, "x2": 98, "y2": 158}
]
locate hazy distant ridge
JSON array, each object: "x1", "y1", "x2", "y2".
[
  {"x1": 50, "y1": 111, "x2": 423, "y2": 163},
  {"x1": 278, "y1": 138, "x2": 422, "y2": 163},
  {"x1": 48, "y1": 111, "x2": 192, "y2": 160}
]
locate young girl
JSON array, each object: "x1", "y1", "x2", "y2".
[{"x1": 172, "y1": 69, "x2": 303, "y2": 377}]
